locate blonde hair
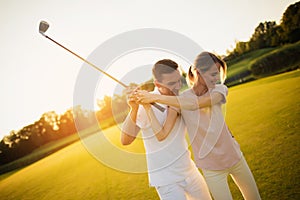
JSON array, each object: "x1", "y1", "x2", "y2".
[{"x1": 187, "y1": 51, "x2": 227, "y2": 86}]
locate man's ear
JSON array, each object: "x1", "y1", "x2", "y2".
[{"x1": 154, "y1": 80, "x2": 160, "y2": 88}]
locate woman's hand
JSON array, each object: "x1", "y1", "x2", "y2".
[{"x1": 135, "y1": 90, "x2": 158, "y2": 104}]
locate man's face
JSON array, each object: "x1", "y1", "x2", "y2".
[{"x1": 155, "y1": 70, "x2": 182, "y2": 96}]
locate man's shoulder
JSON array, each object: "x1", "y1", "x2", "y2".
[
  {"x1": 180, "y1": 88, "x2": 194, "y2": 96},
  {"x1": 151, "y1": 87, "x2": 160, "y2": 94}
]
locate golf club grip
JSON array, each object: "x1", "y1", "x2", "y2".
[{"x1": 151, "y1": 102, "x2": 165, "y2": 112}]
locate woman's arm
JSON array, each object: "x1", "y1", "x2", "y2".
[
  {"x1": 137, "y1": 90, "x2": 224, "y2": 110},
  {"x1": 195, "y1": 92, "x2": 224, "y2": 109},
  {"x1": 143, "y1": 104, "x2": 179, "y2": 141}
]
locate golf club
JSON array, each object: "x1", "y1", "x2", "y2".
[{"x1": 38, "y1": 20, "x2": 165, "y2": 112}]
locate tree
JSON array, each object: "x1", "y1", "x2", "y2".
[
  {"x1": 281, "y1": 1, "x2": 300, "y2": 43},
  {"x1": 58, "y1": 109, "x2": 77, "y2": 137},
  {"x1": 96, "y1": 96, "x2": 113, "y2": 119},
  {"x1": 38, "y1": 111, "x2": 60, "y2": 142},
  {"x1": 72, "y1": 106, "x2": 96, "y2": 131},
  {"x1": 0, "y1": 139, "x2": 10, "y2": 164},
  {"x1": 249, "y1": 21, "x2": 278, "y2": 50},
  {"x1": 234, "y1": 41, "x2": 250, "y2": 55}
]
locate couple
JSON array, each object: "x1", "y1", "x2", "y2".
[{"x1": 121, "y1": 52, "x2": 261, "y2": 200}]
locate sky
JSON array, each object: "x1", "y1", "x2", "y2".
[{"x1": 0, "y1": 0, "x2": 297, "y2": 139}]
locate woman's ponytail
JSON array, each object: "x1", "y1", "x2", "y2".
[{"x1": 187, "y1": 65, "x2": 194, "y2": 86}]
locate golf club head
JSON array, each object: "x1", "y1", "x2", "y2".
[{"x1": 39, "y1": 21, "x2": 49, "y2": 35}]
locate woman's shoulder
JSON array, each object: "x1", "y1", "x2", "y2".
[
  {"x1": 213, "y1": 84, "x2": 228, "y2": 92},
  {"x1": 211, "y1": 84, "x2": 228, "y2": 98},
  {"x1": 215, "y1": 84, "x2": 228, "y2": 89}
]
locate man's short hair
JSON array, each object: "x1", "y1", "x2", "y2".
[{"x1": 152, "y1": 59, "x2": 179, "y2": 82}]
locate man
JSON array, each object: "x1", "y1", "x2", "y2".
[{"x1": 121, "y1": 59, "x2": 211, "y2": 200}]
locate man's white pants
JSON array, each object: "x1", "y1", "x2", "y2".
[
  {"x1": 202, "y1": 155, "x2": 261, "y2": 200},
  {"x1": 155, "y1": 170, "x2": 212, "y2": 200}
]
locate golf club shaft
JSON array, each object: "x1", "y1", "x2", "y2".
[
  {"x1": 42, "y1": 34, "x2": 165, "y2": 112},
  {"x1": 44, "y1": 35, "x2": 128, "y2": 88}
]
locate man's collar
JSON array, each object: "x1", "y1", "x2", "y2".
[{"x1": 153, "y1": 87, "x2": 161, "y2": 94}]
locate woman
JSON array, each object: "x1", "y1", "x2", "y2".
[{"x1": 135, "y1": 52, "x2": 261, "y2": 200}]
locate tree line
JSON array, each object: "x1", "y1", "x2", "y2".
[
  {"x1": 0, "y1": 94, "x2": 128, "y2": 165},
  {"x1": 0, "y1": 81, "x2": 152, "y2": 166},
  {"x1": 226, "y1": 1, "x2": 300, "y2": 59}
]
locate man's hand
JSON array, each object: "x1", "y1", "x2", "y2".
[
  {"x1": 124, "y1": 86, "x2": 140, "y2": 110},
  {"x1": 142, "y1": 103, "x2": 152, "y2": 111}
]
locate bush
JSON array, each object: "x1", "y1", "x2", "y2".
[{"x1": 250, "y1": 41, "x2": 300, "y2": 76}]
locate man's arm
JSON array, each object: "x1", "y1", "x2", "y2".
[
  {"x1": 121, "y1": 106, "x2": 140, "y2": 145},
  {"x1": 121, "y1": 87, "x2": 141, "y2": 145}
]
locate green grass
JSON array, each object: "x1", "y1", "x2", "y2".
[
  {"x1": 226, "y1": 70, "x2": 300, "y2": 199},
  {"x1": 226, "y1": 42, "x2": 300, "y2": 86},
  {"x1": 250, "y1": 41, "x2": 300, "y2": 77},
  {"x1": 226, "y1": 48, "x2": 276, "y2": 83},
  {"x1": 0, "y1": 70, "x2": 299, "y2": 199}
]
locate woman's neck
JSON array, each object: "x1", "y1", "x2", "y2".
[{"x1": 192, "y1": 83, "x2": 208, "y2": 96}]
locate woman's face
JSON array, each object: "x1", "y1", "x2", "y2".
[{"x1": 196, "y1": 63, "x2": 221, "y2": 88}]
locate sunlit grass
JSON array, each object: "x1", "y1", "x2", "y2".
[
  {"x1": 0, "y1": 70, "x2": 299, "y2": 199},
  {"x1": 225, "y1": 70, "x2": 300, "y2": 199},
  {"x1": 0, "y1": 131, "x2": 156, "y2": 200}
]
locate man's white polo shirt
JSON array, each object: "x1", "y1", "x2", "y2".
[{"x1": 136, "y1": 89, "x2": 198, "y2": 187}]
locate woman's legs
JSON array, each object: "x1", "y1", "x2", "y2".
[
  {"x1": 202, "y1": 169, "x2": 233, "y2": 200},
  {"x1": 202, "y1": 155, "x2": 261, "y2": 200},
  {"x1": 230, "y1": 156, "x2": 261, "y2": 200}
]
